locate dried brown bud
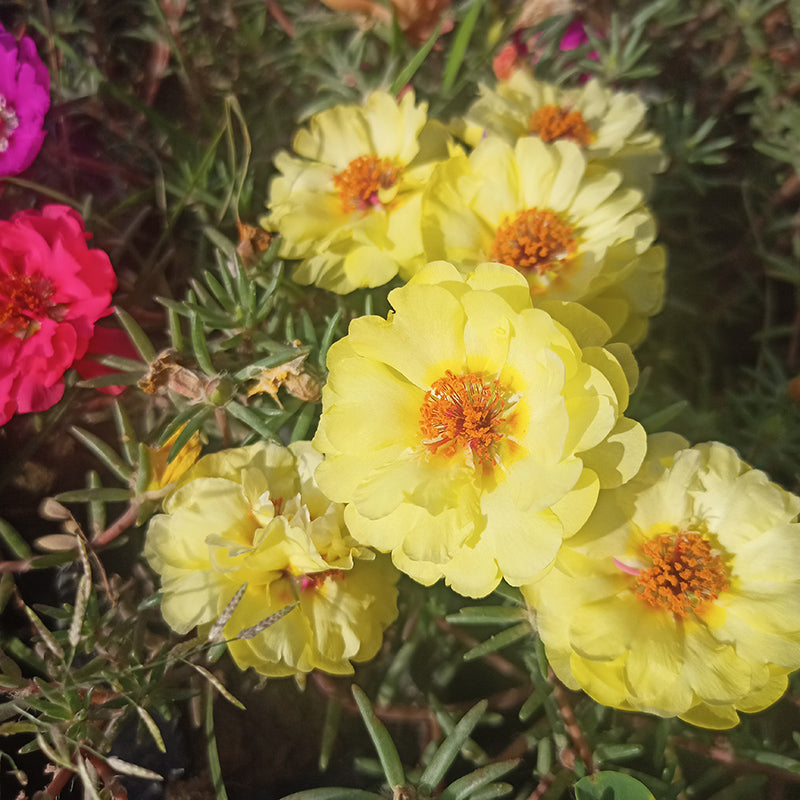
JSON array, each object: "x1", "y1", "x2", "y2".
[
  {"x1": 138, "y1": 349, "x2": 209, "y2": 402},
  {"x1": 236, "y1": 220, "x2": 274, "y2": 266},
  {"x1": 319, "y1": 0, "x2": 391, "y2": 25},
  {"x1": 390, "y1": 0, "x2": 452, "y2": 45},
  {"x1": 247, "y1": 352, "x2": 321, "y2": 407}
]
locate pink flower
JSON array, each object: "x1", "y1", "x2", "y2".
[
  {"x1": 0, "y1": 205, "x2": 117, "y2": 425},
  {"x1": 493, "y1": 42, "x2": 521, "y2": 81},
  {"x1": 559, "y1": 19, "x2": 593, "y2": 52},
  {"x1": 494, "y1": 20, "x2": 599, "y2": 83},
  {"x1": 73, "y1": 326, "x2": 141, "y2": 396},
  {"x1": 0, "y1": 23, "x2": 50, "y2": 177},
  {"x1": 557, "y1": 19, "x2": 599, "y2": 82}
]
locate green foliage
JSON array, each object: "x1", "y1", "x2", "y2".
[
  {"x1": 0, "y1": 533, "x2": 240, "y2": 795},
  {"x1": 574, "y1": 771, "x2": 655, "y2": 800},
  {"x1": 298, "y1": 687, "x2": 517, "y2": 800}
]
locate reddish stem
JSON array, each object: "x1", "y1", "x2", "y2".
[
  {"x1": 548, "y1": 668, "x2": 595, "y2": 774},
  {"x1": 435, "y1": 618, "x2": 527, "y2": 681},
  {"x1": 91, "y1": 502, "x2": 142, "y2": 547},
  {"x1": 311, "y1": 671, "x2": 441, "y2": 744},
  {"x1": 0, "y1": 559, "x2": 33, "y2": 573},
  {"x1": 673, "y1": 736, "x2": 800, "y2": 785},
  {"x1": 45, "y1": 766, "x2": 74, "y2": 798},
  {"x1": 84, "y1": 752, "x2": 129, "y2": 800},
  {"x1": 526, "y1": 773, "x2": 554, "y2": 800},
  {"x1": 266, "y1": 0, "x2": 295, "y2": 36}
]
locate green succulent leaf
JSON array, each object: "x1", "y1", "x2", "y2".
[
  {"x1": 574, "y1": 772, "x2": 656, "y2": 800},
  {"x1": 351, "y1": 685, "x2": 405, "y2": 789},
  {"x1": 418, "y1": 700, "x2": 489, "y2": 794}
]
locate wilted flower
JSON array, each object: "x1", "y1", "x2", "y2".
[
  {"x1": 264, "y1": 90, "x2": 456, "y2": 293},
  {"x1": 421, "y1": 136, "x2": 665, "y2": 345},
  {"x1": 313, "y1": 261, "x2": 645, "y2": 598},
  {"x1": 390, "y1": 0, "x2": 452, "y2": 45},
  {"x1": 235, "y1": 220, "x2": 273, "y2": 266},
  {"x1": 452, "y1": 71, "x2": 665, "y2": 193},
  {"x1": 0, "y1": 205, "x2": 116, "y2": 426},
  {"x1": 319, "y1": 0, "x2": 392, "y2": 25},
  {"x1": 523, "y1": 435, "x2": 800, "y2": 729},
  {"x1": 0, "y1": 23, "x2": 50, "y2": 176},
  {"x1": 247, "y1": 352, "x2": 322, "y2": 407},
  {"x1": 145, "y1": 441, "x2": 399, "y2": 677}
]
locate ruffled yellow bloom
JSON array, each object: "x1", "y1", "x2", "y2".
[
  {"x1": 313, "y1": 261, "x2": 646, "y2": 598},
  {"x1": 263, "y1": 90, "x2": 456, "y2": 294},
  {"x1": 144, "y1": 441, "x2": 399, "y2": 677},
  {"x1": 421, "y1": 136, "x2": 665, "y2": 346},
  {"x1": 523, "y1": 435, "x2": 800, "y2": 729},
  {"x1": 452, "y1": 72, "x2": 666, "y2": 193}
]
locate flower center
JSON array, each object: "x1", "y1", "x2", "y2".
[
  {"x1": 0, "y1": 94, "x2": 19, "y2": 153},
  {"x1": 300, "y1": 569, "x2": 344, "y2": 592},
  {"x1": 491, "y1": 208, "x2": 577, "y2": 277},
  {"x1": 529, "y1": 105, "x2": 594, "y2": 145},
  {"x1": 631, "y1": 532, "x2": 729, "y2": 618},
  {"x1": 333, "y1": 154, "x2": 402, "y2": 213},
  {"x1": 419, "y1": 370, "x2": 507, "y2": 466},
  {"x1": 0, "y1": 269, "x2": 55, "y2": 337}
]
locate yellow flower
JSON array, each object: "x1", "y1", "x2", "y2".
[
  {"x1": 313, "y1": 260, "x2": 646, "y2": 598},
  {"x1": 263, "y1": 90, "x2": 456, "y2": 294},
  {"x1": 523, "y1": 435, "x2": 800, "y2": 729},
  {"x1": 421, "y1": 136, "x2": 666, "y2": 346},
  {"x1": 452, "y1": 71, "x2": 667, "y2": 193},
  {"x1": 145, "y1": 427, "x2": 202, "y2": 491},
  {"x1": 144, "y1": 441, "x2": 399, "y2": 677}
]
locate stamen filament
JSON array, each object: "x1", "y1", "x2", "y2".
[{"x1": 420, "y1": 370, "x2": 507, "y2": 466}]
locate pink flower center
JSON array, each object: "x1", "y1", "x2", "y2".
[
  {"x1": 0, "y1": 269, "x2": 56, "y2": 337},
  {"x1": 0, "y1": 94, "x2": 20, "y2": 152}
]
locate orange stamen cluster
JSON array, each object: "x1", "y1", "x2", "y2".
[
  {"x1": 634, "y1": 532, "x2": 729, "y2": 618},
  {"x1": 491, "y1": 208, "x2": 577, "y2": 276},
  {"x1": 529, "y1": 104, "x2": 594, "y2": 146},
  {"x1": 0, "y1": 270, "x2": 54, "y2": 337},
  {"x1": 333, "y1": 154, "x2": 401, "y2": 213},
  {"x1": 420, "y1": 370, "x2": 507, "y2": 465},
  {"x1": 300, "y1": 569, "x2": 344, "y2": 592}
]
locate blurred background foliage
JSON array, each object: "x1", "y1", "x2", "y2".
[{"x1": 2, "y1": 0, "x2": 800, "y2": 798}]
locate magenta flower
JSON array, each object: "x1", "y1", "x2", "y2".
[
  {"x1": 558, "y1": 19, "x2": 599, "y2": 81},
  {"x1": 0, "y1": 24, "x2": 50, "y2": 177},
  {"x1": 0, "y1": 205, "x2": 117, "y2": 425},
  {"x1": 559, "y1": 19, "x2": 594, "y2": 52},
  {"x1": 494, "y1": 19, "x2": 600, "y2": 82},
  {"x1": 73, "y1": 326, "x2": 141, "y2": 396}
]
